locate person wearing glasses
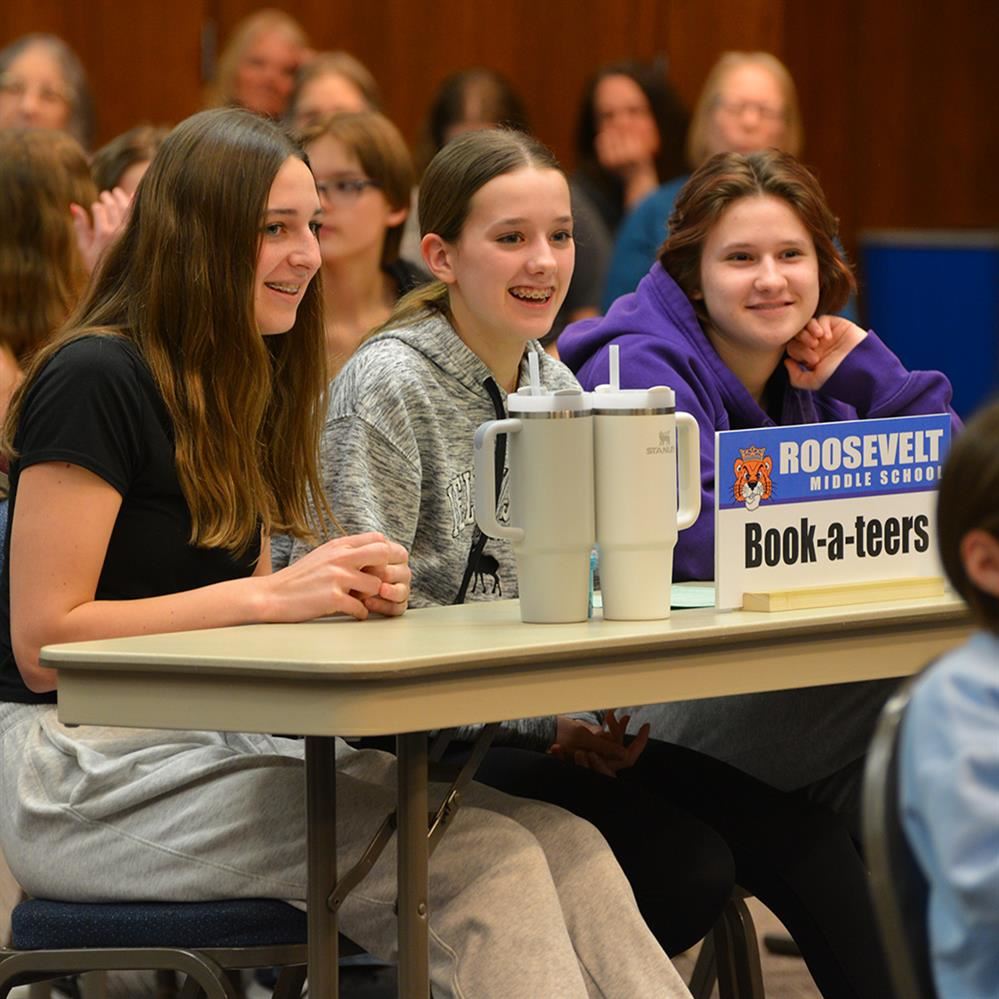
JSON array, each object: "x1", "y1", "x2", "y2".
[
  {"x1": 0, "y1": 34, "x2": 95, "y2": 150},
  {"x1": 602, "y1": 51, "x2": 802, "y2": 308},
  {"x1": 298, "y1": 111, "x2": 426, "y2": 379}
]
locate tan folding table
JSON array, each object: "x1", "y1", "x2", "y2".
[{"x1": 44, "y1": 593, "x2": 970, "y2": 998}]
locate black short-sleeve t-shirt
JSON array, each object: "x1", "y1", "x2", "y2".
[{"x1": 0, "y1": 335, "x2": 260, "y2": 703}]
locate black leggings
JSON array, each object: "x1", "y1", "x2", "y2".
[
  {"x1": 462, "y1": 737, "x2": 892, "y2": 999},
  {"x1": 383, "y1": 732, "x2": 892, "y2": 998},
  {"x1": 454, "y1": 744, "x2": 736, "y2": 957},
  {"x1": 622, "y1": 739, "x2": 893, "y2": 999}
]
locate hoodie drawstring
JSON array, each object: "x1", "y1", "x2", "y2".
[{"x1": 453, "y1": 376, "x2": 506, "y2": 605}]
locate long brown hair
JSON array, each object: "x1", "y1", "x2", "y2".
[
  {"x1": 659, "y1": 149, "x2": 855, "y2": 326},
  {"x1": 382, "y1": 127, "x2": 562, "y2": 332},
  {"x1": 0, "y1": 128, "x2": 96, "y2": 365},
  {"x1": 4, "y1": 107, "x2": 330, "y2": 553}
]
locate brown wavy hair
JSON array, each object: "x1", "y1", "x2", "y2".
[
  {"x1": 937, "y1": 398, "x2": 999, "y2": 633},
  {"x1": 297, "y1": 111, "x2": 413, "y2": 266},
  {"x1": 659, "y1": 149, "x2": 855, "y2": 327},
  {"x1": 0, "y1": 129, "x2": 96, "y2": 365},
  {"x1": 4, "y1": 107, "x2": 330, "y2": 553}
]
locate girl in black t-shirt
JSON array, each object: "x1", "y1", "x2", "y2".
[{"x1": 0, "y1": 108, "x2": 688, "y2": 998}]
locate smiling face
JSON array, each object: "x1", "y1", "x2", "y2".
[
  {"x1": 233, "y1": 30, "x2": 301, "y2": 117},
  {"x1": 306, "y1": 133, "x2": 404, "y2": 268},
  {"x1": 0, "y1": 42, "x2": 73, "y2": 132},
  {"x1": 429, "y1": 166, "x2": 575, "y2": 353},
  {"x1": 697, "y1": 194, "x2": 819, "y2": 366},
  {"x1": 706, "y1": 63, "x2": 788, "y2": 156},
  {"x1": 254, "y1": 156, "x2": 323, "y2": 335}
]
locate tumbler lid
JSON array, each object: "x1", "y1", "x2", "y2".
[
  {"x1": 590, "y1": 385, "x2": 675, "y2": 413},
  {"x1": 508, "y1": 386, "x2": 591, "y2": 415}
]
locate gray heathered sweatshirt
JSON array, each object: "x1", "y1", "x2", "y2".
[{"x1": 285, "y1": 309, "x2": 587, "y2": 749}]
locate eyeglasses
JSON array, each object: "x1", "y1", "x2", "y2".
[
  {"x1": 714, "y1": 98, "x2": 786, "y2": 122},
  {"x1": 0, "y1": 75, "x2": 72, "y2": 108},
  {"x1": 315, "y1": 177, "x2": 382, "y2": 204}
]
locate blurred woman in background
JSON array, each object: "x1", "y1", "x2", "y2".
[
  {"x1": 603, "y1": 51, "x2": 801, "y2": 306},
  {"x1": 287, "y1": 51, "x2": 381, "y2": 131},
  {"x1": 572, "y1": 59, "x2": 688, "y2": 238},
  {"x1": 0, "y1": 33, "x2": 95, "y2": 149},
  {"x1": 204, "y1": 8, "x2": 309, "y2": 119}
]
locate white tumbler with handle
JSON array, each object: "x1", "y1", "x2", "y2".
[
  {"x1": 592, "y1": 383, "x2": 700, "y2": 620},
  {"x1": 473, "y1": 387, "x2": 594, "y2": 623}
]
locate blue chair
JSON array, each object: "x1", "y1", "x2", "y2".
[
  {"x1": 862, "y1": 681, "x2": 938, "y2": 999},
  {"x1": 0, "y1": 898, "x2": 309, "y2": 998}
]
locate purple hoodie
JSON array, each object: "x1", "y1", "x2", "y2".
[{"x1": 560, "y1": 264, "x2": 959, "y2": 582}]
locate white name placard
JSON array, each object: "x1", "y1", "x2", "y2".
[{"x1": 714, "y1": 414, "x2": 952, "y2": 610}]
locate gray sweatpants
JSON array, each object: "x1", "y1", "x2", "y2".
[{"x1": 0, "y1": 704, "x2": 690, "y2": 999}]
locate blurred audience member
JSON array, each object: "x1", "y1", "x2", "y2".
[
  {"x1": 288, "y1": 51, "x2": 380, "y2": 131},
  {"x1": 573, "y1": 60, "x2": 688, "y2": 237},
  {"x1": 299, "y1": 112, "x2": 421, "y2": 378},
  {"x1": 205, "y1": 9, "x2": 309, "y2": 119},
  {"x1": 91, "y1": 124, "x2": 170, "y2": 195},
  {"x1": 415, "y1": 66, "x2": 530, "y2": 175},
  {"x1": 603, "y1": 51, "x2": 801, "y2": 307},
  {"x1": 0, "y1": 130, "x2": 97, "y2": 424},
  {"x1": 0, "y1": 33, "x2": 95, "y2": 149}
]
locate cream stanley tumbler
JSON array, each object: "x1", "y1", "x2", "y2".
[
  {"x1": 473, "y1": 386, "x2": 595, "y2": 623},
  {"x1": 592, "y1": 384, "x2": 700, "y2": 620}
]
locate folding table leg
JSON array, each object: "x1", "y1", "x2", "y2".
[
  {"x1": 306, "y1": 736, "x2": 338, "y2": 998},
  {"x1": 396, "y1": 732, "x2": 430, "y2": 998}
]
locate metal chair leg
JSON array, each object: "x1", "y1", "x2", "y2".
[
  {"x1": 687, "y1": 934, "x2": 717, "y2": 999},
  {"x1": 713, "y1": 895, "x2": 765, "y2": 999},
  {"x1": 272, "y1": 965, "x2": 307, "y2": 999}
]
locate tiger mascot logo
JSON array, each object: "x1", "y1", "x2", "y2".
[{"x1": 732, "y1": 446, "x2": 773, "y2": 511}]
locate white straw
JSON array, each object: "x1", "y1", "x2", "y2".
[
  {"x1": 528, "y1": 350, "x2": 541, "y2": 394},
  {"x1": 609, "y1": 344, "x2": 620, "y2": 391}
]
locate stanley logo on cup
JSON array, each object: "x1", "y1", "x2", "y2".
[{"x1": 646, "y1": 430, "x2": 675, "y2": 456}]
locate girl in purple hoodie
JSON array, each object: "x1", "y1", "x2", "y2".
[{"x1": 560, "y1": 149, "x2": 958, "y2": 998}]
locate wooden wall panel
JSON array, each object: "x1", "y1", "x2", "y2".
[{"x1": 783, "y1": 0, "x2": 999, "y2": 256}]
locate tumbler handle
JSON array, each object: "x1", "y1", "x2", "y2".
[
  {"x1": 473, "y1": 418, "x2": 524, "y2": 542},
  {"x1": 675, "y1": 412, "x2": 701, "y2": 531}
]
